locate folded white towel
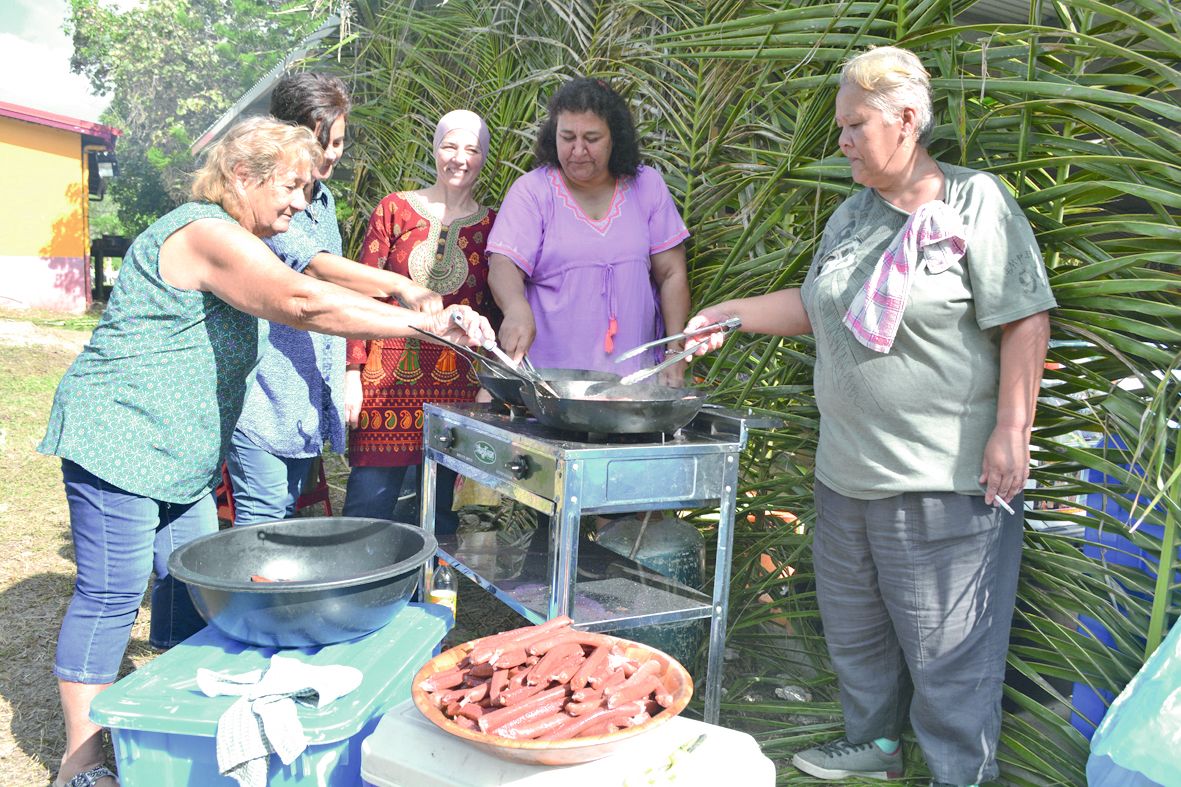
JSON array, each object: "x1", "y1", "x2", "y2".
[{"x1": 198, "y1": 654, "x2": 363, "y2": 787}]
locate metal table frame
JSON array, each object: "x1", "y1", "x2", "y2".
[{"x1": 419, "y1": 403, "x2": 747, "y2": 724}]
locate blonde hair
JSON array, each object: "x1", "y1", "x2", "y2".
[
  {"x1": 191, "y1": 117, "x2": 323, "y2": 210},
  {"x1": 840, "y1": 46, "x2": 934, "y2": 145}
]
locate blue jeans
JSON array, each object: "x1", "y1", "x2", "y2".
[
  {"x1": 225, "y1": 428, "x2": 315, "y2": 526},
  {"x1": 55, "y1": 460, "x2": 217, "y2": 683},
  {"x1": 343, "y1": 464, "x2": 459, "y2": 535}
]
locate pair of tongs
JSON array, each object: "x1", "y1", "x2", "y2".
[
  {"x1": 615, "y1": 316, "x2": 742, "y2": 386},
  {"x1": 482, "y1": 339, "x2": 560, "y2": 397},
  {"x1": 412, "y1": 317, "x2": 559, "y2": 397},
  {"x1": 446, "y1": 313, "x2": 559, "y2": 397}
]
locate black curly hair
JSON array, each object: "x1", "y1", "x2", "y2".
[
  {"x1": 534, "y1": 77, "x2": 641, "y2": 178},
  {"x1": 269, "y1": 72, "x2": 352, "y2": 150}
]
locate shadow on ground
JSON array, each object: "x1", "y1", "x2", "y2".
[{"x1": 0, "y1": 571, "x2": 152, "y2": 779}]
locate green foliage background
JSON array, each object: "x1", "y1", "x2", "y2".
[
  {"x1": 318, "y1": 1, "x2": 1180, "y2": 782},
  {"x1": 66, "y1": 0, "x2": 318, "y2": 236}
]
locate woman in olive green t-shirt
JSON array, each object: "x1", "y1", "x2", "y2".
[{"x1": 684, "y1": 47, "x2": 1053, "y2": 787}]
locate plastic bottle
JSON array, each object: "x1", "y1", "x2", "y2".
[{"x1": 428, "y1": 561, "x2": 458, "y2": 620}]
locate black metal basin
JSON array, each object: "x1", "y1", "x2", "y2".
[{"x1": 167, "y1": 517, "x2": 436, "y2": 647}]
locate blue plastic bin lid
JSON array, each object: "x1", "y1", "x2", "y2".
[{"x1": 90, "y1": 604, "x2": 448, "y2": 744}]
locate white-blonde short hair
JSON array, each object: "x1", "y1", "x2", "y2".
[
  {"x1": 840, "y1": 46, "x2": 935, "y2": 146},
  {"x1": 191, "y1": 116, "x2": 323, "y2": 210}
]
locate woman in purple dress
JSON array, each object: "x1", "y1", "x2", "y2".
[{"x1": 487, "y1": 78, "x2": 691, "y2": 384}]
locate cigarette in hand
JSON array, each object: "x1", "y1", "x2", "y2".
[{"x1": 994, "y1": 497, "x2": 1015, "y2": 515}]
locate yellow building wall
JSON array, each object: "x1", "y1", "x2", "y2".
[{"x1": 0, "y1": 116, "x2": 87, "y2": 257}]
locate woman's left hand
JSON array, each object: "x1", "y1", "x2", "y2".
[
  {"x1": 979, "y1": 425, "x2": 1030, "y2": 507},
  {"x1": 658, "y1": 354, "x2": 688, "y2": 387}
]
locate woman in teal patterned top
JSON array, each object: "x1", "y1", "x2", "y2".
[{"x1": 38, "y1": 118, "x2": 493, "y2": 787}]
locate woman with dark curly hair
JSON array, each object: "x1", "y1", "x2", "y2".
[{"x1": 487, "y1": 77, "x2": 690, "y2": 383}]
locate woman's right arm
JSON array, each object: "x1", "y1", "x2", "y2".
[
  {"x1": 685, "y1": 289, "x2": 812, "y2": 354},
  {"x1": 488, "y1": 252, "x2": 536, "y2": 360},
  {"x1": 160, "y1": 218, "x2": 491, "y2": 344}
]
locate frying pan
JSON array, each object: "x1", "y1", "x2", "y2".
[
  {"x1": 478, "y1": 368, "x2": 621, "y2": 407},
  {"x1": 519, "y1": 380, "x2": 707, "y2": 434},
  {"x1": 411, "y1": 326, "x2": 707, "y2": 432}
]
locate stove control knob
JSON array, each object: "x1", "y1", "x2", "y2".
[
  {"x1": 434, "y1": 427, "x2": 456, "y2": 449},
  {"x1": 505, "y1": 454, "x2": 532, "y2": 480}
]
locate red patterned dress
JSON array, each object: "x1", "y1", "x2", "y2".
[{"x1": 347, "y1": 192, "x2": 496, "y2": 467}]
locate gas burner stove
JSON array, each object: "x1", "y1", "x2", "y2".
[
  {"x1": 421, "y1": 400, "x2": 770, "y2": 726},
  {"x1": 424, "y1": 402, "x2": 751, "y2": 515}
]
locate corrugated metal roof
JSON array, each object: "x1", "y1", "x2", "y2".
[{"x1": 957, "y1": 0, "x2": 1044, "y2": 24}]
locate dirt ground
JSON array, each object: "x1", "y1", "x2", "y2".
[
  {"x1": 0, "y1": 314, "x2": 522, "y2": 786},
  {"x1": 0, "y1": 315, "x2": 118, "y2": 786}
]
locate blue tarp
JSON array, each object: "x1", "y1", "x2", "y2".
[{"x1": 1086, "y1": 616, "x2": 1181, "y2": 786}]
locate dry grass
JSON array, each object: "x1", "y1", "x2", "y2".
[
  {"x1": 0, "y1": 312, "x2": 517, "y2": 785},
  {"x1": 0, "y1": 315, "x2": 118, "y2": 785},
  {"x1": 0, "y1": 312, "x2": 164, "y2": 785}
]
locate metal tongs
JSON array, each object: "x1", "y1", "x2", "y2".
[
  {"x1": 614, "y1": 316, "x2": 743, "y2": 363},
  {"x1": 615, "y1": 316, "x2": 742, "y2": 386},
  {"x1": 482, "y1": 339, "x2": 560, "y2": 397},
  {"x1": 412, "y1": 315, "x2": 559, "y2": 397},
  {"x1": 448, "y1": 312, "x2": 559, "y2": 397}
]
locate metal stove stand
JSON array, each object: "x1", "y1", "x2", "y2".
[{"x1": 421, "y1": 402, "x2": 750, "y2": 724}]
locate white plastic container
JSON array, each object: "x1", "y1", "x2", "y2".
[{"x1": 361, "y1": 700, "x2": 776, "y2": 786}]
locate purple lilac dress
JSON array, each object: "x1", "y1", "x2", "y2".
[{"x1": 486, "y1": 165, "x2": 689, "y2": 375}]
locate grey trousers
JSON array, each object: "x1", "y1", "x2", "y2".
[{"x1": 812, "y1": 481, "x2": 1024, "y2": 785}]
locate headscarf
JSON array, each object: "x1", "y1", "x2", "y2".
[{"x1": 433, "y1": 109, "x2": 490, "y2": 159}]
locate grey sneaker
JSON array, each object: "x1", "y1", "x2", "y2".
[{"x1": 791, "y1": 737, "x2": 904, "y2": 781}]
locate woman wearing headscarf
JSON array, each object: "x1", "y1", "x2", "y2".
[
  {"x1": 486, "y1": 77, "x2": 690, "y2": 384},
  {"x1": 342, "y1": 110, "x2": 497, "y2": 534},
  {"x1": 39, "y1": 117, "x2": 492, "y2": 787},
  {"x1": 685, "y1": 47, "x2": 1055, "y2": 786},
  {"x1": 226, "y1": 72, "x2": 442, "y2": 526}
]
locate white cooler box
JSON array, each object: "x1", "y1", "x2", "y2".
[{"x1": 362, "y1": 700, "x2": 775, "y2": 786}]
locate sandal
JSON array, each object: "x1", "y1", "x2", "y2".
[{"x1": 53, "y1": 765, "x2": 118, "y2": 787}]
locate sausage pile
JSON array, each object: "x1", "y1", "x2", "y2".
[{"x1": 417, "y1": 616, "x2": 680, "y2": 741}]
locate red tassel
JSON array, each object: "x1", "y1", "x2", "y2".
[{"x1": 604, "y1": 317, "x2": 618, "y2": 353}]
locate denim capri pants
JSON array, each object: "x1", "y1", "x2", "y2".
[{"x1": 54, "y1": 459, "x2": 217, "y2": 684}]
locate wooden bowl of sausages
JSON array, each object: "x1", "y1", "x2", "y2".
[{"x1": 411, "y1": 616, "x2": 694, "y2": 766}]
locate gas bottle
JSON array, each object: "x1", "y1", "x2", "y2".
[
  {"x1": 428, "y1": 561, "x2": 458, "y2": 620},
  {"x1": 596, "y1": 514, "x2": 706, "y2": 669}
]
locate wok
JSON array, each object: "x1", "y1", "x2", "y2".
[
  {"x1": 167, "y1": 517, "x2": 436, "y2": 647},
  {"x1": 478, "y1": 367, "x2": 620, "y2": 408},
  {"x1": 519, "y1": 380, "x2": 706, "y2": 434},
  {"x1": 409, "y1": 325, "x2": 707, "y2": 432}
]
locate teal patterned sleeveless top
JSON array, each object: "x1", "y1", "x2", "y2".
[{"x1": 39, "y1": 202, "x2": 265, "y2": 503}]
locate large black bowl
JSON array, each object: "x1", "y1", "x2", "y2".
[{"x1": 167, "y1": 517, "x2": 436, "y2": 647}]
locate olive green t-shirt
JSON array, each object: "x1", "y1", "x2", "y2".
[
  {"x1": 39, "y1": 202, "x2": 264, "y2": 503},
  {"x1": 800, "y1": 163, "x2": 1056, "y2": 499}
]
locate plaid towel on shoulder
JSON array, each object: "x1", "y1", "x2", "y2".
[{"x1": 842, "y1": 200, "x2": 968, "y2": 353}]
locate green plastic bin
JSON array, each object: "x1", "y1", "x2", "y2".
[{"x1": 90, "y1": 604, "x2": 450, "y2": 786}]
